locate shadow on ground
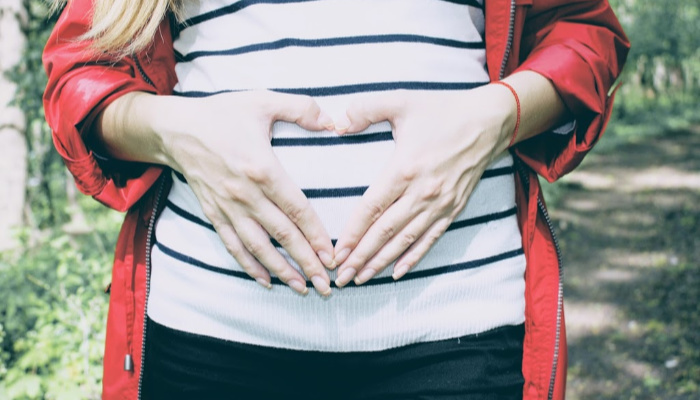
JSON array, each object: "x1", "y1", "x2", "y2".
[{"x1": 545, "y1": 128, "x2": 700, "y2": 399}]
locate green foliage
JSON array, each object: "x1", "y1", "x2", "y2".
[
  {"x1": 612, "y1": 0, "x2": 700, "y2": 62},
  {"x1": 1, "y1": 3, "x2": 122, "y2": 398},
  {"x1": 0, "y1": 197, "x2": 123, "y2": 400},
  {"x1": 609, "y1": 0, "x2": 700, "y2": 118},
  {"x1": 0, "y1": 199, "x2": 121, "y2": 400}
]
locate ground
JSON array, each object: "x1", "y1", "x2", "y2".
[{"x1": 546, "y1": 127, "x2": 700, "y2": 399}]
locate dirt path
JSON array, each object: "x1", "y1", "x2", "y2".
[{"x1": 548, "y1": 127, "x2": 700, "y2": 399}]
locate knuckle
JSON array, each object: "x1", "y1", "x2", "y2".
[
  {"x1": 224, "y1": 240, "x2": 249, "y2": 262},
  {"x1": 378, "y1": 224, "x2": 396, "y2": 241},
  {"x1": 209, "y1": 216, "x2": 235, "y2": 236},
  {"x1": 427, "y1": 187, "x2": 456, "y2": 211},
  {"x1": 399, "y1": 232, "x2": 418, "y2": 248},
  {"x1": 241, "y1": 162, "x2": 272, "y2": 185},
  {"x1": 398, "y1": 165, "x2": 419, "y2": 182},
  {"x1": 449, "y1": 194, "x2": 468, "y2": 214},
  {"x1": 244, "y1": 240, "x2": 265, "y2": 259},
  {"x1": 223, "y1": 243, "x2": 241, "y2": 259},
  {"x1": 420, "y1": 180, "x2": 444, "y2": 201},
  {"x1": 270, "y1": 227, "x2": 295, "y2": 246},
  {"x1": 436, "y1": 194, "x2": 456, "y2": 213},
  {"x1": 282, "y1": 201, "x2": 308, "y2": 225},
  {"x1": 220, "y1": 180, "x2": 249, "y2": 203},
  {"x1": 426, "y1": 230, "x2": 442, "y2": 245},
  {"x1": 200, "y1": 203, "x2": 220, "y2": 222},
  {"x1": 367, "y1": 202, "x2": 385, "y2": 223}
]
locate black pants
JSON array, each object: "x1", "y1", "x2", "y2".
[{"x1": 142, "y1": 318, "x2": 524, "y2": 400}]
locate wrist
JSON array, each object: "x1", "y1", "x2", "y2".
[
  {"x1": 143, "y1": 94, "x2": 194, "y2": 169},
  {"x1": 489, "y1": 82, "x2": 519, "y2": 150}
]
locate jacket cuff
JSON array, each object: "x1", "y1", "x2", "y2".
[
  {"x1": 46, "y1": 69, "x2": 161, "y2": 211},
  {"x1": 513, "y1": 43, "x2": 616, "y2": 182}
]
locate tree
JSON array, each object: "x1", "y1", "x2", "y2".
[
  {"x1": 611, "y1": 0, "x2": 700, "y2": 99},
  {"x1": 0, "y1": 0, "x2": 29, "y2": 251}
]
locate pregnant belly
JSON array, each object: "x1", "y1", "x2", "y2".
[
  {"x1": 150, "y1": 120, "x2": 526, "y2": 351},
  {"x1": 269, "y1": 120, "x2": 395, "y2": 240}
]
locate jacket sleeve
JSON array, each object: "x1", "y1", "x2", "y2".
[
  {"x1": 43, "y1": 0, "x2": 175, "y2": 212},
  {"x1": 513, "y1": 0, "x2": 630, "y2": 182}
]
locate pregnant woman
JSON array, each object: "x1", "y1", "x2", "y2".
[{"x1": 43, "y1": 0, "x2": 628, "y2": 399}]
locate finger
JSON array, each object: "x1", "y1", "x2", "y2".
[
  {"x1": 354, "y1": 210, "x2": 436, "y2": 285},
  {"x1": 190, "y1": 186, "x2": 273, "y2": 288},
  {"x1": 265, "y1": 91, "x2": 334, "y2": 131},
  {"x1": 335, "y1": 91, "x2": 405, "y2": 134},
  {"x1": 392, "y1": 218, "x2": 453, "y2": 281},
  {"x1": 335, "y1": 195, "x2": 421, "y2": 287},
  {"x1": 232, "y1": 216, "x2": 311, "y2": 296},
  {"x1": 249, "y1": 198, "x2": 332, "y2": 296},
  {"x1": 209, "y1": 220, "x2": 272, "y2": 288},
  {"x1": 334, "y1": 157, "x2": 411, "y2": 268},
  {"x1": 256, "y1": 158, "x2": 336, "y2": 270}
]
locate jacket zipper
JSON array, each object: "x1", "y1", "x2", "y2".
[
  {"x1": 498, "y1": 0, "x2": 517, "y2": 80},
  {"x1": 514, "y1": 160, "x2": 564, "y2": 400},
  {"x1": 132, "y1": 52, "x2": 159, "y2": 400},
  {"x1": 515, "y1": 161, "x2": 564, "y2": 400},
  {"x1": 498, "y1": 2, "x2": 564, "y2": 399},
  {"x1": 133, "y1": 54, "x2": 156, "y2": 87},
  {"x1": 137, "y1": 177, "x2": 166, "y2": 399},
  {"x1": 540, "y1": 191, "x2": 564, "y2": 400}
]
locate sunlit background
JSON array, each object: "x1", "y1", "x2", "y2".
[{"x1": 0, "y1": 1, "x2": 698, "y2": 399}]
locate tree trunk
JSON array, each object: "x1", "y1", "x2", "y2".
[{"x1": 0, "y1": 1, "x2": 28, "y2": 251}]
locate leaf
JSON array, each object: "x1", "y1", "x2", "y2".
[{"x1": 7, "y1": 375, "x2": 43, "y2": 399}]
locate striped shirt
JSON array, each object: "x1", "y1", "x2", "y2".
[{"x1": 148, "y1": 0, "x2": 527, "y2": 352}]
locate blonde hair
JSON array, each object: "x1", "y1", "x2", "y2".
[{"x1": 53, "y1": 0, "x2": 185, "y2": 57}]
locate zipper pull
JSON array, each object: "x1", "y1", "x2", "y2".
[{"x1": 124, "y1": 354, "x2": 134, "y2": 371}]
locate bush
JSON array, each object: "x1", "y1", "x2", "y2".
[{"x1": 0, "y1": 199, "x2": 123, "y2": 400}]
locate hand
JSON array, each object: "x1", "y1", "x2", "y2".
[
  {"x1": 154, "y1": 91, "x2": 337, "y2": 296},
  {"x1": 332, "y1": 85, "x2": 516, "y2": 287}
]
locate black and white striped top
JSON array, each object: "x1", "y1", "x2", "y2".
[{"x1": 148, "y1": 0, "x2": 527, "y2": 351}]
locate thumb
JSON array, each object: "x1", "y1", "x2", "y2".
[
  {"x1": 335, "y1": 91, "x2": 404, "y2": 134},
  {"x1": 267, "y1": 91, "x2": 335, "y2": 131}
]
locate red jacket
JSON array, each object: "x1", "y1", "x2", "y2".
[{"x1": 43, "y1": 1, "x2": 629, "y2": 399}]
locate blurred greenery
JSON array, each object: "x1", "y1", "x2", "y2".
[
  {"x1": 1, "y1": 0, "x2": 699, "y2": 399},
  {"x1": 1, "y1": 2, "x2": 122, "y2": 399},
  {"x1": 0, "y1": 199, "x2": 121, "y2": 399}
]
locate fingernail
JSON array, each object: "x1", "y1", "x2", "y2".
[
  {"x1": 392, "y1": 264, "x2": 410, "y2": 281},
  {"x1": 256, "y1": 278, "x2": 272, "y2": 289},
  {"x1": 334, "y1": 248, "x2": 351, "y2": 265},
  {"x1": 288, "y1": 280, "x2": 309, "y2": 295},
  {"x1": 354, "y1": 269, "x2": 375, "y2": 285},
  {"x1": 317, "y1": 111, "x2": 334, "y2": 131},
  {"x1": 335, "y1": 268, "x2": 356, "y2": 287},
  {"x1": 334, "y1": 116, "x2": 351, "y2": 133},
  {"x1": 318, "y1": 251, "x2": 335, "y2": 269},
  {"x1": 311, "y1": 275, "x2": 332, "y2": 296}
]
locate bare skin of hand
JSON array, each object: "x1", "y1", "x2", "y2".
[
  {"x1": 98, "y1": 90, "x2": 337, "y2": 295},
  {"x1": 331, "y1": 71, "x2": 566, "y2": 287}
]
